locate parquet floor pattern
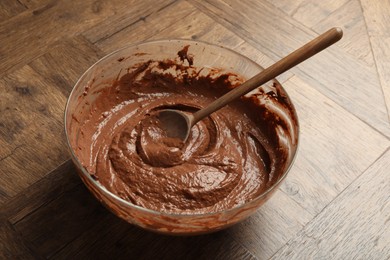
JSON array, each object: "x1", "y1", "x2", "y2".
[{"x1": 1, "y1": 0, "x2": 389, "y2": 259}]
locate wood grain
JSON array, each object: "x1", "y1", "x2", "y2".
[
  {"x1": 59, "y1": 224, "x2": 257, "y2": 260},
  {"x1": 0, "y1": 36, "x2": 103, "y2": 202},
  {"x1": 192, "y1": 0, "x2": 390, "y2": 137},
  {"x1": 1, "y1": 0, "x2": 390, "y2": 258},
  {"x1": 312, "y1": 0, "x2": 375, "y2": 66},
  {"x1": 18, "y1": 0, "x2": 67, "y2": 9},
  {"x1": 360, "y1": 0, "x2": 390, "y2": 36},
  {"x1": 0, "y1": 0, "x2": 175, "y2": 77},
  {"x1": 0, "y1": 65, "x2": 69, "y2": 201},
  {"x1": 92, "y1": 1, "x2": 199, "y2": 53},
  {"x1": 272, "y1": 148, "x2": 390, "y2": 259},
  {"x1": 0, "y1": 0, "x2": 26, "y2": 22},
  {"x1": 149, "y1": 8, "x2": 219, "y2": 41},
  {"x1": 0, "y1": 220, "x2": 36, "y2": 259},
  {"x1": 14, "y1": 183, "x2": 108, "y2": 258},
  {"x1": 361, "y1": 0, "x2": 390, "y2": 121},
  {"x1": 280, "y1": 76, "x2": 390, "y2": 215},
  {"x1": 191, "y1": 28, "x2": 343, "y2": 123},
  {"x1": 227, "y1": 190, "x2": 313, "y2": 259},
  {"x1": 264, "y1": 0, "x2": 304, "y2": 16},
  {"x1": 370, "y1": 36, "x2": 390, "y2": 122},
  {"x1": 1, "y1": 160, "x2": 79, "y2": 223},
  {"x1": 290, "y1": 0, "x2": 350, "y2": 28},
  {"x1": 233, "y1": 42, "x2": 294, "y2": 84}
]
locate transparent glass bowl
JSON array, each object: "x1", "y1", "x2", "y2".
[{"x1": 64, "y1": 39, "x2": 299, "y2": 235}]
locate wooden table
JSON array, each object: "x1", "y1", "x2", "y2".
[{"x1": 1, "y1": 0, "x2": 389, "y2": 259}]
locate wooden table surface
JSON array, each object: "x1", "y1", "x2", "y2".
[{"x1": 1, "y1": 0, "x2": 389, "y2": 259}]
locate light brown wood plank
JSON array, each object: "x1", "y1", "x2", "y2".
[
  {"x1": 0, "y1": 36, "x2": 102, "y2": 201},
  {"x1": 194, "y1": 23, "x2": 245, "y2": 49},
  {"x1": 370, "y1": 36, "x2": 390, "y2": 122},
  {"x1": 91, "y1": 1, "x2": 198, "y2": 54},
  {"x1": 191, "y1": 0, "x2": 390, "y2": 137},
  {"x1": 227, "y1": 190, "x2": 313, "y2": 259},
  {"x1": 147, "y1": 8, "x2": 292, "y2": 83},
  {"x1": 95, "y1": 3, "x2": 245, "y2": 56},
  {"x1": 312, "y1": 0, "x2": 375, "y2": 66},
  {"x1": 0, "y1": 0, "x2": 175, "y2": 77},
  {"x1": 264, "y1": 0, "x2": 304, "y2": 16},
  {"x1": 202, "y1": 27, "x2": 292, "y2": 81},
  {"x1": 233, "y1": 42, "x2": 294, "y2": 84},
  {"x1": 361, "y1": 0, "x2": 390, "y2": 122},
  {"x1": 290, "y1": 0, "x2": 350, "y2": 28},
  {"x1": 272, "y1": 148, "x2": 390, "y2": 259},
  {"x1": 361, "y1": 0, "x2": 390, "y2": 37},
  {"x1": 267, "y1": 0, "x2": 349, "y2": 29},
  {"x1": 151, "y1": 11, "x2": 245, "y2": 49},
  {"x1": 82, "y1": 0, "x2": 178, "y2": 45},
  {"x1": 279, "y1": 76, "x2": 390, "y2": 215},
  {"x1": 147, "y1": 9, "x2": 217, "y2": 41}
]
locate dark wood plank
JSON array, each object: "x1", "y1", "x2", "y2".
[
  {"x1": 1, "y1": 160, "x2": 79, "y2": 223},
  {"x1": 2, "y1": 161, "x2": 255, "y2": 259},
  {"x1": 28, "y1": 35, "x2": 105, "y2": 97},
  {"x1": 49, "y1": 210, "x2": 134, "y2": 259},
  {"x1": 0, "y1": 219, "x2": 36, "y2": 259},
  {"x1": 13, "y1": 178, "x2": 110, "y2": 258},
  {"x1": 53, "y1": 187, "x2": 309, "y2": 259},
  {"x1": 0, "y1": 67, "x2": 69, "y2": 203},
  {"x1": 0, "y1": 0, "x2": 175, "y2": 77},
  {"x1": 0, "y1": 36, "x2": 102, "y2": 202},
  {"x1": 57, "y1": 222, "x2": 256, "y2": 260}
]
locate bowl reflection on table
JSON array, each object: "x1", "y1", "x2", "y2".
[{"x1": 64, "y1": 39, "x2": 299, "y2": 235}]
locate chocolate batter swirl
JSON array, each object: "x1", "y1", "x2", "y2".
[{"x1": 76, "y1": 58, "x2": 287, "y2": 214}]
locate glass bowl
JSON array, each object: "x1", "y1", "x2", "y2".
[{"x1": 64, "y1": 39, "x2": 299, "y2": 235}]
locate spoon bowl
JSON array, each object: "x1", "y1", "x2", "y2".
[{"x1": 158, "y1": 109, "x2": 194, "y2": 141}]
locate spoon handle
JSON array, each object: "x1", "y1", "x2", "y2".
[{"x1": 191, "y1": 27, "x2": 343, "y2": 124}]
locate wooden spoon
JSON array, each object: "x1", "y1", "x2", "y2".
[{"x1": 158, "y1": 27, "x2": 343, "y2": 141}]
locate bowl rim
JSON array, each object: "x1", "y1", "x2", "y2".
[{"x1": 64, "y1": 38, "x2": 300, "y2": 218}]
